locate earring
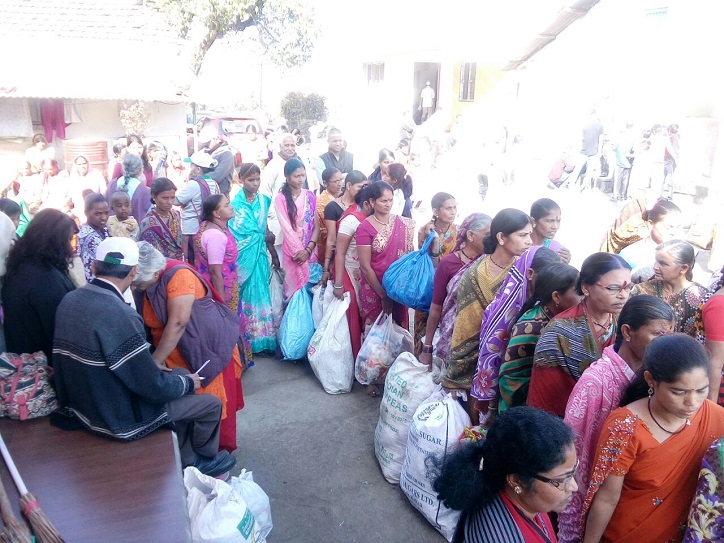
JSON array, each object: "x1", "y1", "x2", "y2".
[
  {"x1": 514, "y1": 486, "x2": 522, "y2": 495},
  {"x1": 648, "y1": 387, "x2": 654, "y2": 397},
  {"x1": 583, "y1": 290, "x2": 589, "y2": 297}
]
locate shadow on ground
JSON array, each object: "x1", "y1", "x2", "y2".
[{"x1": 233, "y1": 355, "x2": 444, "y2": 543}]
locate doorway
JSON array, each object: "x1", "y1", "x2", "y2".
[{"x1": 412, "y1": 62, "x2": 441, "y2": 125}]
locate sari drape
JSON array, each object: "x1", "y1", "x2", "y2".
[
  {"x1": 316, "y1": 189, "x2": 335, "y2": 266},
  {"x1": 437, "y1": 258, "x2": 479, "y2": 362},
  {"x1": 230, "y1": 191, "x2": 277, "y2": 353},
  {"x1": 472, "y1": 247, "x2": 539, "y2": 402},
  {"x1": 443, "y1": 255, "x2": 511, "y2": 390},
  {"x1": 138, "y1": 208, "x2": 184, "y2": 260},
  {"x1": 583, "y1": 401, "x2": 724, "y2": 543},
  {"x1": 355, "y1": 214, "x2": 415, "y2": 327},
  {"x1": 337, "y1": 208, "x2": 368, "y2": 358},
  {"x1": 559, "y1": 346, "x2": 636, "y2": 543},
  {"x1": 274, "y1": 189, "x2": 316, "y2": 299},
  {"x1": 684, "y1": 437, "x2": 724, "y2": 542},
  {"x1": 631, "y1": 280, "x2": 706, "y2": 337}
]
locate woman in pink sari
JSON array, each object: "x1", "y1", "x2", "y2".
[
  {"x1": 559, "y1": 295, "x2": 674, "y2": 543},
  {"x1": 356, "y1": 181, "x2": 415, "y2": 330},
  {"x1": 273, "y1": 157, "x2": 320, "y2": 300}
]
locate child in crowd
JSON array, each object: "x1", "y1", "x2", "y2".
[
  {"x1": 107, "y1": 191, "x2": 139, "y2": 239},
  {"x1": 0, "y1": 199, "x2": 21, "y2": 232}
]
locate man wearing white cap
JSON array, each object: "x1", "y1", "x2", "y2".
[
  {"x1": 176, "y1": 150, "x2": 220, "y2": 262},
  {"x1": 198, "y1": 125, "x2": 235, "y2": 196},
  {"x1": 52, "y1": 237, "x2": 235, "y2": 478}
]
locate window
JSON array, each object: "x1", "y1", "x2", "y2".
[
  {"x1": 459, "y1": 62, "x2": 476, "y2": 102},
  {"x1": 364, "y1": 63, "x2": 384, "y2": 85}
]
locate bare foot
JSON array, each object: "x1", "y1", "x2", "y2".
[{"x1": 366, "y1": 384, "x2": 380, "y2": 397}]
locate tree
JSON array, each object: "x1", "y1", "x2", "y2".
[
  {"x1": 280, "y1": 92, "x2": 328, "y2": 134},
  {"x1": 151, "y1": 0, "x2": 318, "y2": 76}
]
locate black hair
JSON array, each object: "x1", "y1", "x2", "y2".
[
  {"x1": 126, "y1": 134, "x2": 152, "y2": 174},
  {"x1": 0, "y1": 198, "x2": 21, "y2": 218},
  {"x1": 321, "y1": 167, "x2": 341, "y2": 189},
  {"x1": 378, "y1": 148, "x2": 395, "y2": 162},
  {"x1": 110, "y1": 190, "x2": 131, "y2": 205},
  {"x1": 431, "y1": 192, "x2": 455, "y2": 224},
  {"x1": 6, "y1": 209, "x2": 77, "y2": 276},
  {"x1": 577, "y1": 252, "x2": 631, "y2": 295},
  {"x1": 112, "y1": 143, "x2": 125, "y2": 157},
  {"x1": 642, "y1": 199, "x2": 681, "y2": 224},
  {"x1": 656, "y1": 239, "x2": 695, "y2": 281},
  {"x1": 150, "y1": 177, "x2": 177, "y2": 199},
  {"x1": 238, "y1": 162, "x2": 261, "y2": 179},
  {"x1": 202, "y1": 194, "x2": 225, "y2": 222},
  {"x1": 518, "y1": 263, "x2": 579, "y2": 318},
  {"x1": 530, "y1": 198, "x2": 561, "y2": 221},
  {"x1": 354, "y1": 185, "x2": 373, "y2": 207},
  {"x1": 620, "y1": 333, "x2": 710, "y2": 405},
  {"x1": 368, "y1": 181, "x2": 394, "y2": 202},
  {"x1": 93, "y1": 261, "x2": 134, "y2": 279},
  {"x1": 280, "y1": 182, "x2": 298, "y2": 230},
  {"x1": 483, "y1": 208, "x2": 531, "y2": 254},
  {"x1": 614, "y1": 295, "x2": 674, "y2": 350},
  {"x1": 344, "y1": 170, "x2": 367, "y2": 191},
  {"x1": 388, "y1": 163, "x2": 413, "y2": 199},
  {"x1": 84, "y1": 192, "x2": 108, "y2": 214},
  {"x1": 432, "y1": 406, "x2": 573, "y2": 511},
  {"x1": 530, "y1": 247, "x2": 560, "y2": 274}
]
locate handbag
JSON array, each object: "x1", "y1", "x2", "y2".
[{"x1": 0, "y1": 351, "x2": 58, "y2": 420}]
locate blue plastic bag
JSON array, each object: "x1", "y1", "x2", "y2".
[
  {"x1": 382, "y1": 231, "x2": 436, "y2": 311},
  {"x1": 279, "y1": 287, "x2": 315, "y2": 361}
]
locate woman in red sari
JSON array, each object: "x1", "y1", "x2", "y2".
[
  {"x1": 332, "y1": 184, "x2": 373, "y2": 359},
  {"x1": 583, "y1": 334, "x2": 724, "y2": 543},
  {"x1": 356, "y1": 181, "x2": 415, "y2": 329}
]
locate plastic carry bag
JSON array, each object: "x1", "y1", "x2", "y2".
[
  {"x1": 355, "y1": 312, "x2": 414, "y2": 386},
  {"x1": 269, "y1": 269, "x2": 284, "y2": 332},
  {"x1": 228, "y1": 469, "x2": 273, "y2": 543},
  {"x1": 185, "y1": 467, "x2": 261, "y2": 543},
  {"x1": 279, "y1": 287, "x2": 315, "y2": 361},
  {"x1": 307, "y1": 294, "x2": 354, "y2": 394},
  {"x1": 400, "y1": 389, "x2": 472, "y2": 542},
  {"x1": 382, "y1": 230, "x2": 436, "y2": 311},
  {"x1": 374, "y1": 352, "x2": 437, "y2": 483}
]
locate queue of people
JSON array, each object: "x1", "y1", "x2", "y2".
[{"x1": 1, "y1": 126, "x2": 724, "y2": 543}]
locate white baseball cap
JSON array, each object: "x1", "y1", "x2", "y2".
[
  {"x1": 95, "y1": 237, "x2": 139, "y2": 266},
  {"x1": 184, "y1": 150, "x2": 218, "y2": 169}
]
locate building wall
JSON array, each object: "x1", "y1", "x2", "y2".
[{"x1": 450, "y1": 63, "x2": 505, "y2": 120}]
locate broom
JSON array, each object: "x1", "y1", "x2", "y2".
[
  {"x1": 0, "y1": 472, "x2": 32, "y2": 543},
  {"x1": 0, "y1": 434, "x2": 63, "y2": 543}
]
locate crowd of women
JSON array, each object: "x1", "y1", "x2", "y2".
[{"x1": 2, "y1": 133, "x2": 724, "y2": 543}]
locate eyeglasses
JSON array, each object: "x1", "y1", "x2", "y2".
[
  {"x1": 595, "y1": 282, "x2": 634, "y2": 294},
  {"x1": 531, "y1": 459, "x2": 579, "y2": 490}
]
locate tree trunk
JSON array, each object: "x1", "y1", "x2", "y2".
[{"x1": 193, "y1": 28, "x2": 219, "y2": 77}]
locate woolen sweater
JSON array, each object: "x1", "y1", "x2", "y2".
[{"x1": 53, "y1": 282, "x2": 195, "y2": 441}]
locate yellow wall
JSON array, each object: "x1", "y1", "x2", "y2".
[{"x1": 450, "y1": 63, "x2": 505, "y2": 118}]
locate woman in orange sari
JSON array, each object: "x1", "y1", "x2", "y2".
[{"x1": 582, "y1": 334, "x2": 724, "y2": 543}]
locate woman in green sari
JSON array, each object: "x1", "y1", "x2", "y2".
[{"x1": 230, "y1": 163, "x2": 280, "y2": 354}]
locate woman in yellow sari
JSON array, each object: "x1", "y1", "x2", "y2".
[{"x1": 443, "y1": 208, "x2": 532, "y2": 418}]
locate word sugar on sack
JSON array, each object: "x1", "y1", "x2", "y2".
[
  {"x1": 374, "y1": 352, "x2": 436, "y2": 484},
  {"x1": 400, "y1": 390, "x2": 471, "y2": 542}
]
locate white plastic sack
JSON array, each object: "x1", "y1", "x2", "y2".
[
  {"x1": 374, "y1": 352, "x2": 437, "y2": 483},
  {"x1": 184, "y1": 467, "x2": 257, "y2": 543},
  {"x1": 307, "y1": 294, "x2": 354, "y2": 394},
  {"x1": 400, "y1": 391, "x2": 471, "y2": 542},
  {"x1": 269, "y1": 269, "x2": 284, "y2": 332},
  {"x1": 322, "y1": 280, "x2": 336, "y2": 314},
  {"x1": 311, "y1": 285, "x2": 324, "y2": 328},
  {"x1": 228, "y1": 469, "x2": 273, "y2": 543},
  {"x1": 355, "y1": 312, "x2": 414, "y2": 386}
]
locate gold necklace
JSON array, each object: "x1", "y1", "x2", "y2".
[{"x1": 372, "y1": 214, "x2": 390, "y2": 226}]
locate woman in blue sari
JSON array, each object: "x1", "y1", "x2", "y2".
[{"x1": 230, "y1": 163, "x2": 279, "y2": 353}]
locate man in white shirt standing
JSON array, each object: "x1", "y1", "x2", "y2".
[{"x1": 419, "y1": 81, "x2": 435, "y2": 123}]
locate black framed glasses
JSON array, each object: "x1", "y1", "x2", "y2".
[{"x1": 531, "y1": 459, "x2": 579, "y2": 490}]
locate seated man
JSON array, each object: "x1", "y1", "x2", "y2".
[{"x1": 52, "y1": 237, "x2": 235, "y2": 478}]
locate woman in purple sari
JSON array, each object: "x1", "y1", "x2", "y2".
[
  {"x1": 356, "y1": 181, "x2": 415, "y2": 329},
  {"x1": 471, "y1": 246, "x2": 560, "y2": 418},
  {"x1": 138, "y1": 177, "x2": 184, "y2": 260}
]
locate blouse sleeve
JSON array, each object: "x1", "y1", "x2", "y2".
[
  {"x1": 431, "y1": 257, "x2": 457, "y2": 306},
  {"x1": 166, "y1": 268, "x2": 198, "y2": 299},
  {"x1": 704, "y1": 296, "x2": 724, "y2": 341},
  {"x1": 338, "y1": 215, "x2": 359, "y2": 238},
  {"x1": 324, "y1": 201, "x2": 343, "y2": 222},
  {"x1": 355, "y1": 220, "x2": 374, "y2": 246},
  {"x1": 201, "y1": 229, "x2": 227, "y2": 266}
]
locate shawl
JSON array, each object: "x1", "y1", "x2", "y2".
[
  {"x1": 497, "y1": 304, "x2": 554, "y2": 413},
  {"x1": 274, "y1": 189, "x2": 316, "y2": 298},
  {"x1": 584, "y1": 401, "x2": 724, "y2": 543},
  {"x1": 437, "y1": 257, "x2": 479, "y2": 362},
  {"x1": 471, "y1": 247, "x2": 540, "y2": 401},
  {"x1": 138, "y1": 208, "x2": 184, "y2": 260},
  {"x1": 631, "y1": 280, "x2": 707, "y2": 337},
  {"x1": 684, "y1": 437, "x2": 724, "y2": 542},
  {"x1": 444, "y1": 255, "x2": 512, "y2": 390},
  {"x1": 559, "y1": 346, "x2": 636, "y2": 543}
]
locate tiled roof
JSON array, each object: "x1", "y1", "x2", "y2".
[{"x1": 0, "y1": 0, "x2": 192, "y2": 101}]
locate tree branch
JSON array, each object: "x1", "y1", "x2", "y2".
[{"x1": 232, "y1": 16, "x2": 257, "y2": 32}]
